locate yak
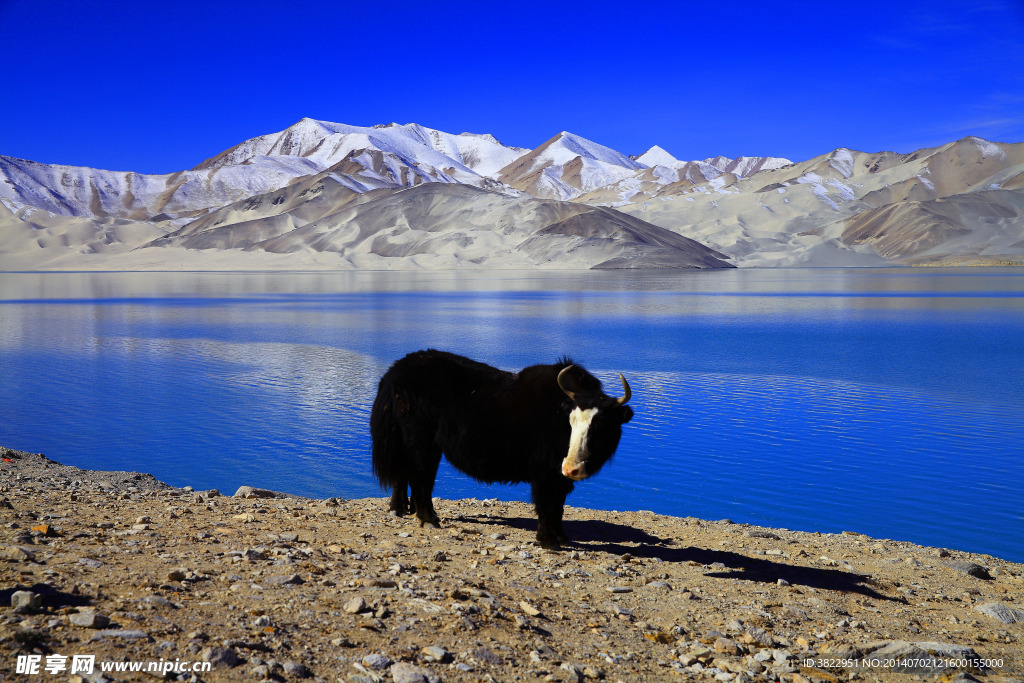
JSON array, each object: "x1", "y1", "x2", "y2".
[{"x1": 370, "y1": 349, "x2": 633, "y2": 549}]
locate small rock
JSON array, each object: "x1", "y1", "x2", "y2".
[
  {"x1": 265, "y1": 573, "x2": 303, "y2": 585},
  {"x1": 714, "y1": 637, "x2": 744, "y2": 656},
  {"x1": 472, "y1": 647, "x2": 504, "y2": 666},
  {"x1": 344, "y1": 596, "x2": 368, "y2": 614},
  {"x1": 974, "y1": 602, "x2": 1024, "y2": 624},
  {"x1": 233, "y1": 485, "x2": 296, "y2": 499},
  {"x1": 391, "y1": 662, "x2": 441, "y2": 683},
  {"x1": 361, "y1": 653, "x2": 392, "y2": 670},
  {"x1": 519, "y1": 600, "x2": 543, "y2": 617},
  {"x1": 167, "y1": 569, "x2": 187, "y2": 581},
  {"x1": 79, "y1": 557, "x2": 103, "y2": 569},
  {"x1": 137, "y1": 595, "x2": 177, "y2": 608},
  {"x1": 1, "y1": 546, "x2": 36, "y2": 562},
  {"x1": 70, "y1": 611, "x2": 111, "y2": 629},
  {"x1": 11, "y1": 590, "x2": 41, "y2": 610},
  {"x1": 200, "y1": 645, "x2": 241, "y2": 668},
  {"x1": 945, "y1": 560, "x2": 992, "y2": 579},
  {"x1": 96, "y1": 629, "x2": 151, "y2": 640},
  {"x1": 646, "y1": 580, "x2": 672, "y2": 590},
  {"x1": 282, "y1": 661, "x2": 312, "y2": 678},
  {"x1": 420, "y1": 645, "x2": 449, "y2": 662},
  {"x1": 606, "y1": 586, "x2": 632, "y2": 593},
  {"x1": 561, "y1": 662, "x2": 585, "y2": 682}
]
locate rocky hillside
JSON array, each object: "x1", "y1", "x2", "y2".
[{"x1": 2, "y1": 447, "x2": 1022, "y2": 682}]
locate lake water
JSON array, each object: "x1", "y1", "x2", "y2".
[{"x1": 1, "y1": 268, "x2": 1022, "y2": 562}]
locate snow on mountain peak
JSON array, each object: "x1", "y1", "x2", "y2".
[{"x1": 636, "y1": 145, "x2": 680, "y2": 167}]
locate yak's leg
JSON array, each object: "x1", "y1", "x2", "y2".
[
  {"x1": 409, "y1": 447, "x2": 442, "y2": 528},
  {"x1": 531, "y1": 478, "x2": 574, "y2": 550},
  {"x1": 388, "y1": 479, "x2": 410, "y2": 516}
]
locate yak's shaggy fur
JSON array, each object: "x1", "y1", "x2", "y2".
[{"x1": 370, "y1": 349, "x2": 633, "y2": 549}]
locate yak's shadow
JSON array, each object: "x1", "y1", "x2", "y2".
[
  {"x1": 454, "y1": 512, "x2": 895, "y2": 601},
  {"x1": 0, "y1": 583, "x2": 93, "y2": 610}
]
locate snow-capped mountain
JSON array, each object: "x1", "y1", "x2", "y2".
[
  {"x1": 1, "y1": 119, "x2": 1022, "y2": 270},
  {"x1": 193, "y1": 119, "x2": 529, "y2": 190}
]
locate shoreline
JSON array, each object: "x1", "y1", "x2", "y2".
[{"x1": 2, "y1": 446, "x2": 1022, "y2": 682}]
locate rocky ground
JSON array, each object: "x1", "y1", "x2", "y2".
[{"x1": 1, "y1": 446, "x2": 1022, "y2": 683}]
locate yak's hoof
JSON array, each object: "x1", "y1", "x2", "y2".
[
  {"x1": 537, "y1": 537, "x2": 562, "y2": 551},
  {"x1": 419, "y1": 519, "x2": 441, "y2": 529}
]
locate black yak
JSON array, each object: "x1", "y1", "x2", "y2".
[{"x1": 370, "y1": 349, "x2": 633, "y2": 549}]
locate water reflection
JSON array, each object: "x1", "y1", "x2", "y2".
[{"x1": 1, "y1": 268, "x2": 1022, "y2": 561}]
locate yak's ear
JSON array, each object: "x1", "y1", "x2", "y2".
[{"x1": 620, "y1": 406, "x2": 634, "y2": 424}]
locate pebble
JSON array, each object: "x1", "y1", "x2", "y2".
[
  {"x1": 344, "y1": 596, "x2": 368, "y2": 614},
  {"x1": 519, "y1": 600, "x2": 543, "y2": 616},
  {"x1": 95, "y1": 629, "x2": 151, "y2": 641},
  {"x1": 70, "y1": 611, "x2": 111, "y2": 628},
  {"x1": 606, "y1": 586, "x2": 632, "y2": 593},
  {"x1": 472, "y1": 648, "x2": 503, "y2": 666},
  {"x1": 1, "y1": 545, "x2": 36, "y2": 561},
  {"x1": 361, "y1": 653, "x2": 392, "y2": 670},
  {"x1": 391, "y1": 662, "x2": 441, "y2": 683},
  {"x1": 199, "y1": 645, "x2": 241, "y2": 668},
  {"x1": 974, "y1": 601, "x2": 1024, "y2": 624},
  {"x1": 714, "y1": 637, "x2": 744, "y2": 656},
  {"x1": 944, "y1": 560, "x2": 992, "y2": 579},
  {"x1": 11, "y1": 590, "x2": 41, "y2": 610},
  {"x1": 283, "y1": 661, "x2": 313, "y2": 678},
  {"x1": 265, "y1": 573, "x2": 303, "y2": 585},
  {"x1": 420, "y1": 645, "x2": 449, "y2": 662}
]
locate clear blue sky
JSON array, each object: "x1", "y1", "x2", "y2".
[{"x1": 1, "y1": 0, "x2": 1022, "y2": 174}]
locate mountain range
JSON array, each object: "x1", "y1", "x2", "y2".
[{"x1": 2, "y1": 118, "x2": 1022, "y2": 270}]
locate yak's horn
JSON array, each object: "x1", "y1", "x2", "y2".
[
  {"x1": 556, "y1": 365, "x2": 576, "y2": 400},
  {"x1": 615, "y1": 373, "x2": 631, "y2": 405}
]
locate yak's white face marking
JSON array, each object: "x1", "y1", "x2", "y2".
[{"x1": 562, "y1": 407, "x2": 598, "y2": 480}]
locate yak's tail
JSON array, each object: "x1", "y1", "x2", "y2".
[{"x1": 369, "y1": 376, "x2": 404, "y2": 491}]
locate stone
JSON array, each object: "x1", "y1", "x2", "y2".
[
  {"x1": 1, "y1": 546, "x2": 36, "y2": 561},
  {"x1": 420, "y1": 645, "x2": 449, "y2": 662},
  {"x1": 744, "y1": 627, "x2": 775, "y2": 647},
  {"x1": 265, "y1": 573, "x2": 303, "y2": 585},
  {"x1": 606, "y1": 586, "x2": 632, "y2": 593},
  {"x1": 79, "y1": 557, "x2": 103, "y2": 569},
  {"x1": 391, "y1": 662, "x2": 441, "y2": 683},
  {"x1": 70, "y1": 611, "x2": 110, "y2": 628},
  {"x1": 138, "y1": 595, "x2": 177, "y2": 608},
  {"x1": 646, "y1": 581, "x2": 672, "y2": 590},
  {"x1": 561, "y1": 662, "x2": 585, "y2": 682},
  {"x1": 96, "y1": 629, "x2": 151, "y2": 640},
  {"x1": 944, "y1": 560, "x2": 992, "y2": 579},
  {"x1": 11, "y1": 590, "x2": 41, "y2": 610},
  {"x1": 233, "y1": 486, "x2": 298, "y2": 499},
  {"x1": 361, "y1": 653, "x2": 392, "y2": 670},
  {"x1": 520, "y1": 600, "x2": 543, "y2": 616},
  {"x1": 199, "y1": 645, "x2": 241, "y2": 668},
  {"x1": 344, "y1": 596, "x2": 368, "y2": 614},
  {"x1": 282, "y1": 661, "x2": 312, "y2": 678},
  {"x1": 472, "y1": 647, "x2": 504, "y2": 666},
  {"x1": 714, "y1": 637, "x2": 744, "y2": 656},
  {"x1": 974, "y1": 602, "x2": 1024, "y2": 624},
  {"x1": 167, "y1": 569, "x2": 187, "y2": 581}
]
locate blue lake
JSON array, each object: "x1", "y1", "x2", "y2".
[{"x1": 1, "y1": 268, "x2": 1022, "y2": 562}]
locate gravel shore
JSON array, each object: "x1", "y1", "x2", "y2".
[{"x1": 2, "y1": 446, "x2": 1022, "y2": 683}]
